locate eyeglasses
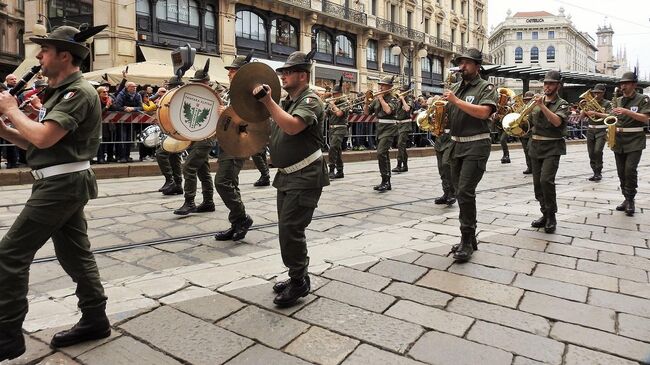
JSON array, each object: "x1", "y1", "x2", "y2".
[{"x1": 279, "y1": 69, "x2": 304, "y2": 76}]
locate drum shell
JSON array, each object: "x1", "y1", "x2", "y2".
[
  {"x1": 140, "y1": 125, "x2": 162, "y2": 147},
  {"x1": 156, "y1": 83, "x2": 220, "y2": 141},
  {"x1": 161, "y1": 134, "x2": 192, "y2": 153}
]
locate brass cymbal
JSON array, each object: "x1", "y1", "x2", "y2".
[
  {"x1": 229, "y1": 62, "x2": 281, "y2": 123},
  {"x1": 216, "y1": 106, "x2": 270, "y2": 158}
]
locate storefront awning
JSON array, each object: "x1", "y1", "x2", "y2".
[{"x1": 138, "y1": 45, "x2": 229, "y2": 86}]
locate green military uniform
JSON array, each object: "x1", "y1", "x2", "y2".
[
  {"x1": 182, "y1": 138, "x2": 214, "y2": 201},
  {"x1": 611, "y1": 74, "x2": 650, "y2": 215},
  {"x1": 156, "y1": 147, "x2": 182, "y2": 188},
  {"x1": 499, "y1": 128, "x2": 510, "y2": 162},
  {"x1": 520, "y1": 92, "x2": 534, "y2": 174},
  {"x1": 251, "y1": 149, "x2": 270, "y2": 181},
  {"x1": 326, "y1": 97, "x2": 348, "y2": 177},
  {"x1": 527, "y1": 88, "x2": 569, "y2": 224},
  {"x1": 394, "y1": 93, "x2": 414, "y2": 172},
  {"x1": 586, "y1": 84, "x2": 612, "y2": 179},
  {"x1": 434, "y1": 131, "x2": 455, "y2": 202},
  {"x1": 368, "y1": 78, "x2": 399, "y2": 190},
  {"x1": 270, "y1": 86, "x2": 329, "y2": 280},
  {"x1": 447, "y1": 75, "x2": 497, "y2": 240},
  {"x1": 0, "y1": 71, "x2": 108, "y2": 333}
]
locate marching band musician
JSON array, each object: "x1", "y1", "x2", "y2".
[
  {"x1": 520, "y1": 91, "x2": 534, "y2": 175},
  {"x1": 173, "y1": 68, "x2": 215, "y2": 215},
  {"x1": 393, "y1": 83, "x2": 414, "y2": 173},
  {"x1": 610, "y1": 71, "x2": 650, "y2": 216},
  {"x1": 364, "y1": 76, "x2": 399, "y2": 192},
  {"x1": 157, "y1": 78, "x2": 183, "y2": 195},
  {"x1": 432, "y1": 96, "x2": 456, "y2": 206},
  {"x1": 213, "y1": 54, "x2": 254, "y2": 241},
  {"x1": 0, "y1": 25, "x2": 112, "y2": 360},
  {"x1": 253, "y1": 50, "x2": 329, "y2": 307},
  {"x1": 443, "y1": 48, "x2": 497, "y2": 263},
  {"x1": 528, "y1": 70, "x2": 570, "y2": 234},
  {"x1": 326, "y1": 78, "x2": 348, "y2": 179},
  {"x1": 581, "y1": 83, "x2": 611, "y2": 182}
]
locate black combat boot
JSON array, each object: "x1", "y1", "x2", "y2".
[
  {"x1": 214, "y1": 226, "x2": 235, "y2": 241},
  {"x1": 501, "y1": 155, "x2": 511, "y2": 164},
  {"x1": 445, "y1": 195, "x2": 457, "y2": 205},
  {"x1": 531, "y1": 213, "x2": 547, "y2": 228},
  {"x1": 392, "y1": 162, "x2": 403, "y2": 173},
  {"x1": 453, "y1": 233, "x2": 476, "y2": 262},
  {"x1": 373, "y1": 176, "x2": 386, "y2": 190},
  {"x1": 174, "y1": 197, "x2": 196, "y2": 215},
  {"x1": 162, "y1": 181, "x2": 183, "y2": 195},
  {"x1": 328, "y1": 165, "x2": 336, "y2": 179},
  {"x1": 544, "y1": 213, "x2": 557, "y2": 233},
  {"x1": 195, "y1": 199, "x2": 216, "y2": 213},
  {"x1": 616, "y1": 199, "x2": 628, "y2": 211},
  {"x1": 273, "y1": 276, "x2": 310, "y2": 307},
  {"x1": 50, "y1": 310, "x2": 111, "y2": 348},
  {"x1": 625, "y1": 197, "x2": 635, "y2": 217},
  {"x1": 522, "y1": 168, "x2": 532, "y2": 175},
  {"x1": 159, "y1": 175, "x2": 173, "y2": 192},
  {"x1": 376, "y1": 176, "x2": 391, "y2": 192},
  {"x1": 333, "y1": 169, "x2": 344, "y2": 179},
  {"x1": 232, "y1": 215, "x2": 253, "y2": 241},
  {"x1": 253, "y1": 174, "x2": 270, "y2": 187},
  {"x1": 593, "y1": 172, "x2": 602, "y2": 181},
  {"x1": 434, "y1": 193, "x2": 449, "y2": 204},
  {"x1": 273, "y1": 275, "x2": 311, "y2": 294},
  {"x1": 402, "y1": 161, "x2": 408, "y2": 172},
  {"x1": 0, "y1": 329, "x2": 25, "y2": 361}
]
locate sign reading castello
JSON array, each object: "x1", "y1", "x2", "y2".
[{"x1": 526, "y1": 18, "x2": 545, "y2": 23}]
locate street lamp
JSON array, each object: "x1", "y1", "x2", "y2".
[
  {"x1": 391, "y1": 43, "x2": 428, "y2": 86},
  {"x1": 33, "y1": 14, "x2": 52, "y2": 37}
]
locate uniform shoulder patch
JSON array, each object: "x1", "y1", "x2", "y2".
[
  {"x1": 644, "y1": 96, "x2": 649, "y2": 103},
  {"x1": 63, "y1": 91, "x2": 76, "y2": 100},
  {"x1": 486, "y1": 84, "x2": 495, "y2": 91}
]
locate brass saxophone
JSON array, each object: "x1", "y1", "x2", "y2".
[
  {"x1": 604, "y1": 88, "x2": 619, "y2": 150},
  {"x1": 416, "y1": 70, "x2": 457, "y2": 136}
]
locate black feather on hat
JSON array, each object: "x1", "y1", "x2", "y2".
[
  {"x1": 332, "y1": 76, "x2": 344, "y2": 93},
  {"x1": 30, "y1": 24, "x2": 107, "y2": 60},
  {"x1": 190, "y1": 59, "x2": 211, "y2": 82}
]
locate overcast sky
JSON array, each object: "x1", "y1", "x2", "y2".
[{"x1": 487, "y1": 0, "x2": 650, "y2": 80}]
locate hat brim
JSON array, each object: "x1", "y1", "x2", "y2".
[
  {"x1": 617, "y1": 79, "x2": 636, "y2": 84},
  {"x1": 591, "y1": 89, "x2": 605, "y2": 93},
  {"x1": 453, "y1": 56, "x2": 482, "y2": 65},
  {"x1": 276, "y1": 64, "x2": 312, "y2": 73},
  {"x1": 224, "y1": 66, "x2": 239, "y2": 70},
  {"x1": 542, "y1": 79, "x2": 561, "y2": 83},
  {"x1": 29, "y1": 37, "x2": 89, "y2": 59}
]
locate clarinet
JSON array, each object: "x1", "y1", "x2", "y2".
[{"x1": 9, "y1": 65, "x2": 42, "y2": 96}]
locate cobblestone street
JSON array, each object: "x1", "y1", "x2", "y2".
[{"x1": 1, "y1": 142, "x2": 649, "y2": 365}]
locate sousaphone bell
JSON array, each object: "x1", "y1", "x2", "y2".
[{"x1": 229, "y1": 62, "x2": 281, "y2": 123}]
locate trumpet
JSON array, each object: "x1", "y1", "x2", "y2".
[
  {"x1": 396, "y1": 88, "x2": 415, "y2": 98},
  {"x1": 324, "y1": 94, "x2": 349, "y2": 103},
  {"x1": 501, "y1": 95, "x2": 538, "y2": 137}
]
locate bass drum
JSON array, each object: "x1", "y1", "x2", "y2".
[
  {"x1": 139, "y1": 124, "x2": 162, "y2": 148},
  {"x1": 157, "y1": 83, "x2": 220, "y2": 141},
  {"x1": 160, "y1": 134, "x2": 192, "y2": 153}
]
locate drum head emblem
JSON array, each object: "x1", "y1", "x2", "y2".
[{"x1": 181, "y1": 92, "x2": 215, "y2": 131}]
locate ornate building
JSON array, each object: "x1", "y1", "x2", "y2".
[
  {"x1": 0, "y1": 0, "x2": 24, "y2": 78},
  {"x1": 19, "y1": 0, "x2": 489, "y2": 94},
  {"x1": 595, "y1": 22, "x2": 629, "y2": 77}
]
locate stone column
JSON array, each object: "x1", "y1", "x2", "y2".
[{"x1": 93, "y1": 0, "x2": 138, "y2": 70}]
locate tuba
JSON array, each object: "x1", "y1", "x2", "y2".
[
  {"x1": 604, "y1": 87, "x2": 619, "y2": 150},
  {"x1": 417, "y1": 70, "x2": 457, "y2": 136},
  {"x1": 501, "y1": 96, "x2": 537, "y2": 137}
]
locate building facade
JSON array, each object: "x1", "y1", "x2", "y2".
[
  {"x1": 20, "y1": 0, "x2": 489, "y2": 94},
  {"x1": 0, "y1": 0, "x2": 25, "y2": 78},
  {"x1": 595, "y1": 23, "x2": 629, "y2": 77},
  {"x1": 488, "y1": 8, "x2": 597, "y2": 90}
]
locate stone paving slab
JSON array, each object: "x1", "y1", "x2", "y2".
[
  {"x1": 76, "y1": 336, "x2": 183, "y2": 365},
  {"x1": 385, "y1": 300, "x2": 474, "y2": 336},
  {"x1": 224, "y1": 344, "x2": 312, "y2": 365},
  {"x1": 285, "y1": 326, "x2": 359, "y2": 365},
  {"x1": 314, "y1": 280, "x2": 395, "y2": 313},
  {"x1": 341, "y1": 344, "x2": 426, "y2": 365},
  {"x1": 408, "y1": 331, "x2": 513, "y2": 365},
  {"x1": 519, "y1": 292, "x2": 616, "y2": 332}
]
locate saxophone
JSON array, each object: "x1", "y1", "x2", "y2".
[{"x1": 603, "y1": 88, "x2": 619, "y2": 150}]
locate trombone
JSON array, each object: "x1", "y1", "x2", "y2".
[
  {"x1": 324, "y1": 94, "x2": 349, "y2": 103},
  {"x1": 363, "y1": 86, "x2": 400, "y2": 109}
]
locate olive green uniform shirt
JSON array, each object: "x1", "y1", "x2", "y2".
[
  {"x1": 395, "y1": 96, "x2": 414, "y2": 134},
  {"x1": 368, "y1": 94, "x2": 399, "y2": 139},
  {"x1": 326, "y1": 99, "x2": 349, "y2": 137},
  {"x1": 612, "y1": 92, "x2": 650, "y2": 153},
  {"x1": 446, "y1": 75, "x2": 498, "y2": 157},
  {"x1": 270, "y1": 86, "x2": 329, "y2": 191},
  {"x1": 528, "y1": 97, "x2": 569, "y2": 158}
]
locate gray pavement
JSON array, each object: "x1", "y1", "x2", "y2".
[{"x1": 1, "y1": 142, "x2": 650, "y2": 365}]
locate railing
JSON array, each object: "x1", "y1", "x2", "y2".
[
  {"x1": 322, "y1": 0, "x2": 367, "y2": 25},
  {"x1": 426, "y1": 35, "x2": 453, "y2": 52}
]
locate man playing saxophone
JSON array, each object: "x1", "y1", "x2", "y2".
[
  {"x1": 443, "y1": 48, "x2": 497, "y2": 262},
  {"x1": 580, "y1": 84, "x2": 611, "y2": 182},
  {"x1": 610, "y1": 71, "x2": 650, "y2": 216},
  {"x1": 364, "y1": 76, "x2": 399, "y2": 192},
  {"x1": 528, "y1": 70, "x2": 570, "y2": 233}
]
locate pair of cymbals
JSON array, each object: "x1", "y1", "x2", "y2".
[
  {"x1": 216, "y1": 107, "x2": 270, "y2": 158},
  {"x1": 229, "y1": 62, "x2": 281, "y2": 123}
]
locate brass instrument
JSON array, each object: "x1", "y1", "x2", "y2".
[
  {"x1": 396, "y1": 88, "x2": 415, "y2": 98},
  {"x1": 363, "y1": 86, "x2": 400, "y2": 109},
  {"x1": 578, "y1": 90, "x2": 606, "y2": 122},
  {"x1": 324, "y1": 94, "x2": 349, "y2": 103},
  {"x1": 604, "y1": 87, "x2": 619, "y2": 149},
  {"x1": 511, "y1": 94, "x2": 526, "y2": 113},
  {"x1": 501, "y1": 96, "x2": 537, "y2": 137},
  {"x1": 416, "y1": 70, "x2": 457, "y2": 135},
  {"x1": 495, "y1": 87, "x2": 516, "y2": 126}
]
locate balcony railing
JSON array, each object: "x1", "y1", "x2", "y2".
[{"x1": 322, "y1": 0, "x2": 367, "y2": 25}]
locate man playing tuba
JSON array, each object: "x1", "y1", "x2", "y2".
[{"x1": 580, "y1": 83, "x2": 612, "y2": 182}]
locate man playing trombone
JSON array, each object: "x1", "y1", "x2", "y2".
[
  {"x1": 580, "y1": 83, "x2": 611, "y2": 182},
  {"x1": 528, "y1": 70, "x2": 569, "y2": 233},
  {"x1": 325, "y1": 78, "x2": 348, "y2": 179},
  {"x1": 393, "y1": 84, "x2": 414, "y2": 173},
  {"x1": 443, "y1": 48, "x2": 497, "y2": 262},
  {"x1": 364, "y1": 76, "x2": 399, "y2": 192}
]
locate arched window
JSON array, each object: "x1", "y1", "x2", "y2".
[
  {"x1": 316, "y1": 32, "x2": 332, "y2": 54},
  {"x1": 335, "y1": 35, "x2": 353, "y2": 58},
  {"x1": 383, "y1": 47, "x2": 399, "y2": 66},
  {"x1": 531, "y1": 46, "x2": 539, "y2": 63},
  {"x1": 547, "y1": 46, "x2": 555, "y2": 63},
  {"x1": 136, "y1": 0, "x2": 149, "y2": 15},
  {"x1": 236, "y1": 10, "x2": 266, "y2": 41},
  {"x1": 205, "y1": 5, "x2": 215, "y2": 29},
  {"x1": 515, "y1": 47, "x2": 523, "y2": 63},
  {"x1": 271, "y1": 19, "x2": 297, "y2": 48},
  {"x1": 421, "y1": 57, "x2": 431, "y2": 73}
]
